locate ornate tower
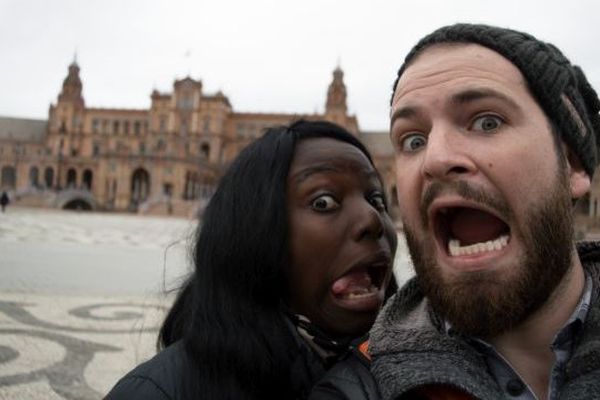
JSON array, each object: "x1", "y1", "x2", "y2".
[
  {"x1": 58, "y1": 61, "x2": 85, "y2": 108},
  {"x1": 49, "y1": 59, "x2": 86, "y2": 137},
  {"x1": 324, "y1": 66, "x2": 358, "y2": 134},
  {"x1": 47, "y1": 59, "x2": 87, "y2": 189},
  {"x1": 325, "y1": 66, "x2": 348, "y2": 116}
]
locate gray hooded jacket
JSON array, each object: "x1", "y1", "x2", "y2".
[{"x1": 368, "y1": 242, "x2": 600, "y2": 400}]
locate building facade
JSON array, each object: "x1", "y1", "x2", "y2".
[{"x1": 0, "y1": 62, "x2": 397, "y2": 217}]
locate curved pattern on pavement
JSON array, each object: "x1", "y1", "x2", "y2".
[
  {"x1": 0, "y1": 301, "x2": 165, "y2": 333},
  {"x1": 0, "y1": 299, "x2": 164, "y2": 400}
]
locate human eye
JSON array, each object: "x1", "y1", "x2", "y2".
[
  {"x1": 311, "y1": 194, "x2": 340, "y2": 212},
  {"x1": 471, "y1": 114, "x2": 503, "y2": 132},
  {"x1": 400, "y1": 133, "x2": 427, "y2": 152},
  {"x1": 368, "y1": 192, "x2": 387, "y2": 212}
]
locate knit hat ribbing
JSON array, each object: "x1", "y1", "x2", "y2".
[{"x1": 392, "y1": 23, "x2": 600, "y2": 178}]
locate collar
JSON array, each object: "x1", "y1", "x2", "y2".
[{"x1": 290, "y1": 314, "x2": 352, "y2": 360}]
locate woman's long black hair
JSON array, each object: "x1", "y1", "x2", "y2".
[{"x1": 158, "y1": 120, "x2": 377, "y2": 399}]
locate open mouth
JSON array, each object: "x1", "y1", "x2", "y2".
[
  {"x1": 434, "y1": 206, "x2": 511, "y2": 257},
  {"x1": 331, "y1": 262, "x2": 388, "y2": 300}
]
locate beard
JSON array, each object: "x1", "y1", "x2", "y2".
[{"x1": 403, "y1": 172, "x2": 574, "y2": 338}]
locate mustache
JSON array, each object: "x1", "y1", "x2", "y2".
[{"x1": 420, "y1": 181, "x2": 512, "y2": 226}]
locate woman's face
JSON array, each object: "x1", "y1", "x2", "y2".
[{"x1": 286, "y1": 137, "x2": 397, "y2": 338}]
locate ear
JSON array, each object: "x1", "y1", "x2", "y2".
[{"x1": 565, "y1": 146, "x2": 591, "y2": 199}]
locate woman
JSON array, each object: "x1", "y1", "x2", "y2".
[{"x1": 106, "y1": 120, "x2": 397, "y2": 399}]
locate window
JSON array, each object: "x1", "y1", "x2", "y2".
[
  {"x1": 83, "y1": 170, "x2": 93, "y2": 190},
  {"x1": 66, "y1": 168, "x2": 77, "y2": 188},
  {"x1": 200, "y1": 143, "x2": 210, "y2": 159},
  {"x1": 93, "y1": 143, "x2": 100, "y2": 156},
  {"x1": 124, "y1": 121, "x2": 130, "y2": 135},
  {"x1": 29, "y1": 166, "x2": 39, "y2": 187},
  {"x1": 113, "y1": 120, "x2": 120, "y2": 134},
  {"x1": 44, "y1": 167, "x2": 54, "y2": 188},
  {"x1": 134, "y1": 121, "x2": 141, "y2": 135},
  {"x1": 159, "y1": 116, "x2": 167, "y2": 134},
  {"x1": 180, "y1": 120, "x2": 188, "y2": 136},
  {"x1": 92, "y1": 119, "x2": 100, "y2": 134},
  {"x1": 1, "y1": 166, "x2": 16, "y2": 189},
  {"x1": 236, "y1": 123, "x2": 244, "y2": 135},
  {"x1": 178, "y1": 93, "x2": 193, "y2": 110}
]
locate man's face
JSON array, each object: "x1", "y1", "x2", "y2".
[{"x1": 390, "y1": 44, "x2": 589, "y2": 337}]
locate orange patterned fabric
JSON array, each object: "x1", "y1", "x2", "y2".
[{"x1": 358, "y1": 340, "x2": 371, "y2": 361}]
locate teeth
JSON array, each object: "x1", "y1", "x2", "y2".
[
  {"x1": 343, "y1": 285, "x2": 377, "y2": 299},
  {"x1": 448, "y1": 235, "x2": 509, "y2": 257}
]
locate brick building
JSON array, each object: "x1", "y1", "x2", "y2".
[{"x1": 0, "y1": 61, "x2": 397, "y2": 217}]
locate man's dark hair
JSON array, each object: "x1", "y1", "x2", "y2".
[{"x1": 391, "y1": 23, "x2": 600, "y2": 178}]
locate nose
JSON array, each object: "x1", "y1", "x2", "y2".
[
  {"x1": 352, "y1": 199, "x2": 385, "y2": 242},
  {"x1": 422, "y1": 124, "x2": 476, "y2": 181}
]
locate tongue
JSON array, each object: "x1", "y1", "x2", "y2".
[
  {"x1": 331, "y1": 268, "x2": 373, "y2": 296},
  {"x1": 450, "y1": 208, "x2": 507, "y2": 245}
]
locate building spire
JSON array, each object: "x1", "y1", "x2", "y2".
[
  {"x1": 58, "y1": 59, "x2": 84, "y2": 107},
  {"x1": 325, "y1": 64, "x2": 347, "y2": 114}
]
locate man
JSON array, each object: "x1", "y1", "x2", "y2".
[{"x1": 310, "y1": 24, "x2": 600, "y2": 400}]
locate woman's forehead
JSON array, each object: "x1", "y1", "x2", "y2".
[{"x1": 289, "y1": 138, "x2": 375, "y2": 181}]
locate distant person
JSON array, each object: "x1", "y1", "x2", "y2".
[
  {"x1": 311, "y1": 23, "x2": 600, "y2": 400},
  {"x1": 0, "y1": 191, "x2": 9, "y2": 212},
  {"x1": 106, "y1": 120, "x2": 398, "y2": 399}
]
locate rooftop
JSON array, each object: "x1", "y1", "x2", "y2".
[{"x1": 0, "y1": 116, "x2": 47, "y2": 141}]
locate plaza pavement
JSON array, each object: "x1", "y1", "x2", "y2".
[
  {"x1": 0, "y1": 206, "x2": 415, "y2": 400},
  {"x1": 0, "y1": 207, "x2": 194, "y2": 399}
]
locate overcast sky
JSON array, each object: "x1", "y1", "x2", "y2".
[{"x1": 2, "y1": 0, "x2": 599, "y2": 131}]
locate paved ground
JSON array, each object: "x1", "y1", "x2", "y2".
[
  {"x1": 0, "y1": 207, "x2": 194, "y2": 399},
  {"x1": 0, "y1": 207, "x2": 415, "y2": 400}
]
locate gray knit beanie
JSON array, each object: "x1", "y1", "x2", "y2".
[{"x1": 392, "y1": 23, "x2": 600, "y2": 178}]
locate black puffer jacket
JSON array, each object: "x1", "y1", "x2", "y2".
[
  {"x1": 105, "y1": 332, "x2": 329, "y2": 399},
  {"x1": 309, "y1": 342, "x2": 380, "y2": 400}
]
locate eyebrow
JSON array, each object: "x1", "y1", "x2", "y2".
[
  {"x1": 450, "y1": 88, "x2": 520, "y2": 110},
  {"x1": 390, "y1": 106, "x2": 418, "y2": 127},
  {"x1": 292, "y1": 165, "x2": 338, "y2": 184},
  {"x1": 291, "y1": 164, "x2": 380, "y2": 184},
  {"x1": 390, "y1": 87, "x2": 521, "y2": 127}
]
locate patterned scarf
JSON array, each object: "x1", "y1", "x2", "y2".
[{"x1": 288, "y1": 313, "x2": 353, "y2": 366}]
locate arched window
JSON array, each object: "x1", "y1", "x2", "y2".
[
  {"x1": 1, "y1": 166, "x2": 16, "y2": 189},
  {"x1": 44, "y1": 167, "x2": 54, "y2": 188},
  {"x1": 183, "y1": 171, "x2": 200, "y2": 200},
  {"x1": 83, "y1": 169, "x2": 93, "y2": 190},
  {"x1": 66, "y1": 168, "x2": 77, "y2": 188},
  {"x1": 29, "y1": 166, "x2": 39, "y2": 187},
  {"x1": 200, "y1": 143, "x2": 210, "y2": 159},
  {"x1": 130, "y1": 168, "x2": 151, "y2": 207}
]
